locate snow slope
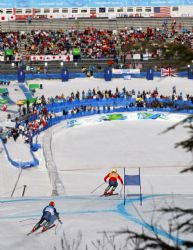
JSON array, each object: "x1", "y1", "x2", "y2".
[{"x1": 0, "y1": 77, "x2": 193, "y2": 250}]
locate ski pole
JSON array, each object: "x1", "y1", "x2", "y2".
[
  {"x1": 19, "y1": 218, "x2": 37, "y2": 223},
  {"x1": 119, "y1": 185, "x2": 123, "y2": 197},
  {"x1": 55, "y1": 220, "x2": 62, "y2": 234},
  {"x1": 90, "y1": 182, "x2": 106, "y2": 194}
]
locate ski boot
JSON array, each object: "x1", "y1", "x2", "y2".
[
  {"x1": 109, "y1": 190, "x2": 114, "y2": 195},
  {"x1": 104, "y1": 190, "x2": 109, "y2": 196},
  {"x1": 42, "y1": 226, "x2": 48, "y2": 232},
  {"x1": 32, "y1": 223, "x2": 40, "y2": 232}
]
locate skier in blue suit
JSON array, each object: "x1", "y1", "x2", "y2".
[{"x1": 31, "y1": 201, "x2": 62, "y2": 233}]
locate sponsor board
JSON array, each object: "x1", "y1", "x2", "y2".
[{"x1": 66, "y1": 112, "x2": 187, "y2": 128}]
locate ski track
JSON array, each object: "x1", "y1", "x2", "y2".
[
  {"x1": 0, "y1": 194, "x2": 186, "y2": 245},
  {"x1": 1, "y1": 78, "x2": 193, "y2": 249}
]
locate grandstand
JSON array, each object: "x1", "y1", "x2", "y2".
[
  {"x1": 0, "y1": 0, "x2": 192, "y2": 76},
  {"x1": 0, "y1": 1, "x2": 193, "y2": 250},
  {"x1": 0, "y1": 0, "x2": 193, "y2": 20}
]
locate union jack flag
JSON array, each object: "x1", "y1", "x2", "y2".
[{"x1": 161, "y1": 67, "x2": 177, "y2": 77}]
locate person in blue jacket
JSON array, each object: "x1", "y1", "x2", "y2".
[{"x1": 31, "y1": 201, "x2": 62, "y2": 232}]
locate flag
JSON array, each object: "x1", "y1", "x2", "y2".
[
  {"x1": 154, "y1": 7, "x2": 171, "y2": 17},
  {"x1": 161, "y1": 67, "x2": 177, "y2": 77},
  {"x1": 123, "y1": 168, "x2": 142, "y2": 206},
  {"x1": 124, "y1": 175, "x2": 140, "y2": 186}
]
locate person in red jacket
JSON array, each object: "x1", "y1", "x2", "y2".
[{"x1": 104, "y1": 168, "x2": 123, "y2": 195}]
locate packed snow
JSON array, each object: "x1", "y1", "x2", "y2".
[{"x1": 0, "y1": 77, "x2": 193, "y2": 250}]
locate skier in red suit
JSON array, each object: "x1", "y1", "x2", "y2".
[{"x1": 104, "y1": 168, "x2": 123, "y2": 195}]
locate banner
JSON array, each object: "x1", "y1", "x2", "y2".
[
  {"x1": 112, "y1": 69, "x2": 140, "y2": 74},
  {"x1": 30, "y1": 54, "x2": 73, "y2": 62},
  {"x1": 142, "y1": 54, "x2": 149, "y2": 61},
  {"x1": 5, "y1": 49, "x2": 13, "y2": 56},
  {"x1": 14, "y1": 55, "x2": 22, "y2": 61},
  {"x1": 72, "y1": 48, "x2": 80, "y2": 56},
  {"x1": 133, "y1": 54, "x2": 141, "y2": 60},
  {"x1": 0, "y1": 0, "x2": 192, "y2": 8}
]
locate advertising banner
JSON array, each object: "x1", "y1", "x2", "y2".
[
  {"x1": 30, "y1": 54, "x2": 73, "y2": 61},
  {"x1": 112, "y1": 69, "x2": 140, "y2": 74},
  {"x1": 0, "y1": 0, "x2": 192, "y2": 8},
  {"x1": 5, "y1": 49, "x2": 13, "y2": 56}
]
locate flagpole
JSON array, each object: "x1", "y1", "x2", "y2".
[{"x1": 124, "y1": 167, "x2": 126, "y2": 206}]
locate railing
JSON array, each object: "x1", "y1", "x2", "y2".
[
  {"x1": 35, "y1": 107, "x2": 193, "y2": 135},
  {"x1": 33, "y1": 97, "x2": 193, "y2": 114},
  {"x1": 3, "y1": 98, "x2": 193, "y2": 169}
]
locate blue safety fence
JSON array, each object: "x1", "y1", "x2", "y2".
[
  {"x1": 4, "y1": 96, "x2": 193, "y2": 168},
  {"x1": 94, "y1": 71, "x2": 189, "y2": 78},
  {"x1": 0, "y1": 71, "x2": 189, "y2": 81},
  {"x1": 34, "y1": 97, "x2": 193, "y2": 114},
  {"x1": 32, "y1": 107, "x2": 193, "y2": 135},
  {"x1": 8, "y1": 104, "x2": 193, "y2": 168},
  {"x1": 0, "y1": 138, "x2": 39, "y2": 169}
]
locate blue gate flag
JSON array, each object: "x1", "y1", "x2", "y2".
[
  {"x1": 124, "y1": 174, "x2": 140, "y2": 186},
  {"x1": 123, "y1": 168, "x2": 142, "y2": 206}
]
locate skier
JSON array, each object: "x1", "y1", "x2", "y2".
[
  {"x1": 31, "y1": 201, "x2": 62, "y2": 233},
  {"x1": 104, "y1": 168, "x2": 123, "y2": 195}
]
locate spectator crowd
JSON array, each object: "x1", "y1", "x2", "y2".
[
  {"x1": 0, "y1": 20, "x2": 192, "y2": 62},
  {"x1": 2, "y1": 84, "x2": 193, "y2": 145}
]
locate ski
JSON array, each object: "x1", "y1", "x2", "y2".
[
  {"x1": 27, "y1": 226, "x2": 42, "y2": 236},
  {"x1": 100, "y1": 193, "x2": 119, "y2": 197},
  {"x1": 35, "y1": 224, "x2": 56, "y2": 235}
]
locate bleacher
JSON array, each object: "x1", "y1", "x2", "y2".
[
  {"x1": 0, "y1": 16, "x2": 192, "y2": 75},
  {"x1": 1, "y1": 17, "x2": 193, "y2": 33}
]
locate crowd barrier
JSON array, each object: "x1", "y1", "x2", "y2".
[
  {"x1": 34, "y1": 98, "x2": 193, "y2": 114},
  {"x1": 34, "y1": 107, "x2": 193, "y2": 135},
  {"x1": 0, "y1": 138, "x2": 39, "y2": 168},
  {"x1": 0, "y1": 71, "x2": 190, "y2": 81},
  {"x1": 4, "y1": 103, "x2": 193, "y2": 168}
]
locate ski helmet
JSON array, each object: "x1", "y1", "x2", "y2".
[
  {"x1": 112, "y1": 168, "x2": 117, "y2": 173},
  {"x1": 49, "y1": 201, "x2": 55, "y2": 206}
]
